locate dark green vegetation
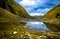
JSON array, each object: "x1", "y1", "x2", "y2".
[
  {"x1": 0, "y1": 0, "x2": 32, "y2": 21},
  {"x1": 42, "y1": 4, "x2": 60, "y2": 20},
  {"x1": 33, "y1": 16, "x2": 42, "y2": 19},
  {"x1": 0, "y1": 8, "x2": 20, "y2": 21},
  {"x1": 0, "y1": 0, "x2": 60, "y2": 39},
  {"x1": 42, "y1": 4, "x2": 60, "y2": 32},
  {"x1": 0, "y1": 0, "x2": 34, "y2": 39}
]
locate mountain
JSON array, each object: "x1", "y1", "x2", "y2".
[
  {"x1": 42, "y1": 4, "x2": 60, "y2": 24},
  {"x1": 0, "y1": 0, "x2": 33, "y2": 30},
  {"x1": 0, "y1": 0, "x2": 34, "y2": 38},
  {"x1": 42, "y1": 4, "x2": 60, "y2": 31},
  {"x1": 42, "y1": 4, "x2": 60, "y2": 20},
  {"x1": 0, "y1": 0, "x2": 60, "y2": 39},
  {"x1": 33, "y1": 16, "x2": 42, "y2": 19},
  {"x1": 0, "y1": 0, "x2": 32, "y2": 20},
  {"x1": 0, "y1": 8, "x2": 20, "y2": 21}
]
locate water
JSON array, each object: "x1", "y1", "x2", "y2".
[
  {"x1": 26, "y1": 21, "x2": 49, "y2": 32},
  {"x1": 0, "y1": 20, "x2": 60, "y2": 39}
]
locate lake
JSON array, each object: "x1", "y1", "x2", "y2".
[{"x1": 26, "y1": 21, "x2": 50, "y2": 32}]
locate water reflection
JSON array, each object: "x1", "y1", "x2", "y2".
[{"x1": 26, "y1": 21, "x2": 49, "y2": 32}]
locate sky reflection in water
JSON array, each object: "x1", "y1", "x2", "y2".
[{"x1": 26, "y1": 21, "x2": 49, "y2": 32}]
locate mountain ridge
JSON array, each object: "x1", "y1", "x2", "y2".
[
  {"x1": 0, "y1": 0, "x2": 32, "y2": 21},
  {"x1": 42, "y1": 4, "x2": 60, "y2": 20},
  {"x1": 42, "y1": 4, "x2": 60, "y2": 31}
]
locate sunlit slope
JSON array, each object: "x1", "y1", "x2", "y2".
[
  {"x1": 0, "y1": 0, "x2": 32, "y2": 32},
  {"x1": 42, "y1": 4, "x2": 60, "y2": 31},
  {"x1": 42, "y1": 4, "x2": 60, "y2": 25},
  {"x1": 0, "y1": 0, "x2": 32, "y2": 18},
  {"x1": 42, "y1": 4, "x2": 60, "y2": 20},
  {"x1": 0, "y1": 8, "x2": 20, "y2": 21},
  {"x1": 44, "y1": 22, "x2": 60, "y2": 32}
]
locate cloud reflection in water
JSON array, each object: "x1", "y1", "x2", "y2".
[{"x1": 26, "y1": 21, "x2": 49, "y2": 32}]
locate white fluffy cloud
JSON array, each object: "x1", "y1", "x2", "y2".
[
  {"x1": 18, "y1": 0, "x2": 45, "y2": 7},
  {"x1": 29, "y1": 13, "x2": 44, "y2": 16},
  {"x1": 17, "y1": 0, "x2": 60, "y2": 16},
  {"x1": 28, "y1": 22, "x2": 40, "y2": 24},
  {"x1": 37, "y1": 8, "x2": 51, "y2": 13},
  {"x1": 29, "y1": 8, "x2": 51, "y2": 16},
  {"x1": 18, "y1": 0, "x2": 35, "y2": 6}
]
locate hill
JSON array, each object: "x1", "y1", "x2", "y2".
[
  {"x1": 42, "y1": 4, "x2": 60, "y2": 20},
  {"x1": 0, "y1": 0, "x2": 32, "y2": 19},
  {"x1": 42, "y1": 4, "x2": 60, "y2": 24},
  {"x1": 0, "y1": 0, "x2": 34, "y2": 38},
  {"x1": 42, "y1": 4, "x2": 60, "y2": 31},
  {"x1": 0, "y1": 8, "x2": 20, "y2": 21},
  {"x1": 0, "y1": 0, "x2": 33, "y2": 31}
]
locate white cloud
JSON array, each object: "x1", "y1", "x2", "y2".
[
  {"x1": 37, "y1": 8, "x2": 51, "y2": 13},
  {"x1": 18, "y1": 0, "x2": 45, "y2": 15},
  {"x1": 18, "y1": 0, "x2": 45, "y2": 7},
  {"x1": 29, "y1": 12, "x2": 44, "y2": 16},
  {"x1": 18, "y1": 0, "x2": 35, "y2": 6},
  {"x1": 17, "y1": 0, "x2": 58, "y2": 16},
  {"x1": 27, "y1": 22, "x2": 42, "y2": 24},
  {"x1": 30, "y1": 22, "x2": 40, "y2": 24},
  {"x1": 29, "y1": 8, "x2": 51, "y2": 16},
  {"x1": 26, "y1": 7, "x2": 33, "y2": 13}
]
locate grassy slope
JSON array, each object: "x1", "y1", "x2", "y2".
[
  {"x1": 0, "y1": 8, "x2": 20, "y2": 21},
  {"x1": 44, "y1": 22, "x2": 60, "y2": 32},
  {"x1": 42, "y1": 4, "x2": 60, "y2": 20},
  {"x1": 0, "y1": 0, "x2": 32, "y2": 31},
  {"x1": 42, "y1": 4, "x2": 60, "y2": 31},
  {"x1": 0, "y1": 0, "x2": 31, "y2": 32},
  {"x1": 41, "y1": 4, "x2": 60, "y2": 25},
  {"x1": 0, "y1": 0, "x2": 33, "y2": 39},
  {"x1": 0, "y1": 0, "x2": 31, "y2": 38},
  {"x1": 0, "y1": 0, "x2": 32, "y2": 18},
  {"x1": 0, "y1": 0, "x2": 60, "y2": 39}
]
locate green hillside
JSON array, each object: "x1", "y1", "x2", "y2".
[
  {"x1": 0, "y1": 0, "x2": 33, "y2": 31},
  {"x1": 0, "y1": 0, "x2": 60, "y2": 39},
  {"x1": 0, "y1": 0, "x2": 33, "y2": 39},
  {"x1": 42, "y1": 4, "x2": 60, "y2": 24},
  {"x1": 42, "y1": 4, "x2": 60, "y2": 20},
  {"x1": 0, "y1": 0, "x2": 32, "y2": 19},
  {"x1": 0, "y1": 8, "x2": 20, "y2": 21},
  {"x1": 42, "y1": 4, "x2": 60, "y2": 31}
]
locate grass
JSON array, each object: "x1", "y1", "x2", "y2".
[
  {"x1": 0, "y1": 0, "x2": 32, "y2": 18},
  {"x1": 0, "y1": 8, "x2": 20, "y2": 21},
  {"x1": 0, "y1": 0, "x2": 34, "y2": 39},
  {"x1": 0, "y1": 27, "x2": 60, "y2": 39},
  {"x1": 42, "y1": 4, "x2": 60, "y2": 20},
  {"x1": 0, "y1": 22, "x2": 60, "y2": 39},
  {"x1": 0, "y1": 0, "x2": 60, "y2": 39},
  {"x1": 44, "y1": 22, "x2": 60, "y2": 32}
]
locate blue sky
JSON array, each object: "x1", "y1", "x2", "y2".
[{"x1": 15, "y1": 0, "x2": 60, "y2": 16}]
